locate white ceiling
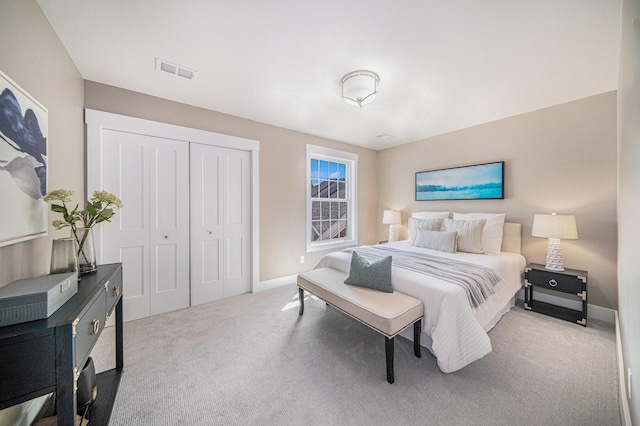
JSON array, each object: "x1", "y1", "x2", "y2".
[{"x1": 37, "y1": 0, "x2": 621, "y2": 150}]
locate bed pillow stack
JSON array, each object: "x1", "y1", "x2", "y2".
[
  {"x1": 452, "y1": 212, "x2": 506, "y2": 253},
  {"x1": 443, "y1": 218, "x2": 487, "y2": 254},
  {"x1": 408, "y1": 211, "x2": 449, "y2": 242},
  {"x1": 408, "y1": 217, "x2": 446, "y2": 245},
  {"x1": 408, "y1": 211, "x2": 506, "y2": 255}
]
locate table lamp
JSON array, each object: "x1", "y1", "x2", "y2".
[
  {"x1": 531, "y1": 213, "x2": 578, "y2": 271},
  {"x1": 382, "y1": 210, "x2": 402, "y2": 242}
]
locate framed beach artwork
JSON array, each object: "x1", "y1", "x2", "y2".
[
  {"x1": 0, "y1": 70, "x2": 48, "y2": 247},
  {"x1": 415, "y1": 161, "x2": 504, "y2": 201}
]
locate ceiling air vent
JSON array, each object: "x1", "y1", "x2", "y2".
[{"x1": 155, "y1": 58, "x2": 197, "y2": 80}]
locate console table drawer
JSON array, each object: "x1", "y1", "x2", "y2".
[
  {"x1": 105, "y1": 268, "x2": 123, "y2": 315},
  {"x1": 74, "y1": 292, "x2": 106, "y2": 370}
]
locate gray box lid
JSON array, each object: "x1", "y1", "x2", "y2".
[{"x1": 0, "y1": 272, "x2": 78, "y2": 326}]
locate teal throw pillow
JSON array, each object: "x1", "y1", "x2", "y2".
[{"x1": 344, "y1": 251, "x2": 393, "y2": 293}]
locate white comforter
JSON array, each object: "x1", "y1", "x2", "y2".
[{"x1": 316, "y1": 241, "x2": 527, "y2": 373}]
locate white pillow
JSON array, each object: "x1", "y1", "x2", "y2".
[
  {"x1": 412, "y1": 229, "x2": 457, "y2": 253},
  {"x1": 444, "y1": 218, "x2": 486, "y2": 254},
  {"x1": 408, "y1": 217, "x2": 445, "y2": 244},
  {"x1": 412, "y1": 211, "x2": 450, "y2": 219},
  {"x1": 452, "y1": 212, "x2": 506, "y2": 253}
]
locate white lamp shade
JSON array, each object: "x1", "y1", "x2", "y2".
[
  {"x1": 382, "y1": 210, "x2": 401, "y2": 225},
  {"x1": 532, "y1": 213, "x2": 578, "y2": 271},
  {"x1": 531, "y1": 214, "x2": 578, "y2": 240},
  {"x1": 341, "y1": 70, "x2": 379, "y2": 107}
]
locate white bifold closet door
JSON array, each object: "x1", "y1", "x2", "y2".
[
  {"x1": 190, "y1": 143, "x2": 251, "y2": 306},
  {"x1": 101, "y1": 130, "x2": 190, "y2": 322}
]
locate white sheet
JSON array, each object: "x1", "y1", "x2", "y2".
[{"x1": 315, "y1": 240, "x2": 527, "y2": 373}]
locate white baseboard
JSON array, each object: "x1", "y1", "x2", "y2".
[
  {"x1": 616, "y1": 311, "x2": 633, "y2": 426},
  {"x1": 254, "y1": 274, "x2": 297, "y2": 293},
  {"x1": 516, "y1": 289, "x2": 615, "y2": 323}
]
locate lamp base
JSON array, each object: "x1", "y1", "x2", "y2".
[
  {"x1": 388, "y1": 225, "x2": 399, "y2": 242},
  {"x1": 544, "y1": 238, "x2": 565, "y2": 271}
]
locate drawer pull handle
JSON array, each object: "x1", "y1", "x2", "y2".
[
  {"x1": 113, "y1": 286, "x2": 121, "y2": 297},
  {"x1": 549, "y1": 279, "x2": 558, "y2": 287},
  {"x1": 92, "y1": 319, "x2": 100, "y2": 335},
  {"x1": 104, "y1": 281, "x2": 110, "y2": 292}
]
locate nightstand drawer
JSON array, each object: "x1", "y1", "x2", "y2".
[{"x1": 526, "y1": 268, "x2": 584, "y2": 294}]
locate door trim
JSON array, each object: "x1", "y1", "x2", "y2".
[{"x1": 85, "y1": 108, "x2": 260, "y2": 293}]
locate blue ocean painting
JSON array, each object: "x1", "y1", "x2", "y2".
[{"x1": 416, "y1": 162, "x2": 503, "y2": 201}]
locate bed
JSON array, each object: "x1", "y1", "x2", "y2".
[{"x1": 314, "y1": 214, "x2": 527, "y2": 373}]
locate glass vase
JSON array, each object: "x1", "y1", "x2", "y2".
[
  {"x1": 73, "y1": 227, "x2": 97, "y2": 275},
  {"x1": 50, "y1": 237, "x2": 79, "y2": 275}
]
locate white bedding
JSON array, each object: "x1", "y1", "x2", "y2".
[{"x1": 315, "y1": 240, "x2": 527, "y2": 373}]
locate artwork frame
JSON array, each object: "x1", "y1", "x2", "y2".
[
  {"x1": 0, "y1": 70, "x2": 48, "y2": 247},
  {"x1": 415, "y1": 161, "x2": 504, "y2": 201}
]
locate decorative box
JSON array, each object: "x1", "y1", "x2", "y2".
[{"x1": 0, "y1": 272, "x2": 78, "y2": 327}]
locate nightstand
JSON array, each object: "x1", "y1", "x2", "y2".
[{"x1": 524, "y1": 263, "x2": 588, "y2": 326}]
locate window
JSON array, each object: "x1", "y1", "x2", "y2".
[{"x1": 306, "y1": 144, "x2": 358, "y2": 252}]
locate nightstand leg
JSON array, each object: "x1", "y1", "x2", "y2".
[{"x1": 524, "y1": 282, "x2": 532, "y2": 310}]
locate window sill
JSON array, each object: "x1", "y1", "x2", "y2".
[{"x1": 307, "y1": 240, "x2": 356, "y2": 253}]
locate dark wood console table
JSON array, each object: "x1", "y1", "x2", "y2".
[{"x1": 0, "y1": 263, "x2": 123, "y2": 425}]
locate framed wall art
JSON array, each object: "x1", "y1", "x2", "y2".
[
  {"x1": 0, "y1": 70, "x2": 48, "y2": 247},
  {"x1": 415, "y1": 161, "x2": 504, "y2": 201}
]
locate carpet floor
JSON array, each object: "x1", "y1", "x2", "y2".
[{"x1": 92, "y1": 283, "x2": 621, "y2": 426}]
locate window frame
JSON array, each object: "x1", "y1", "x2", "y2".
[{"x1": 306, "y1": 144, "x2": 358, "y2": 253}]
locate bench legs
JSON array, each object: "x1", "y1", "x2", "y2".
[
  {"x1": 414, "y1": 319, "x2": 422, "y2": 358},
  {"x1": 385, "y1": 337, "x2": 395, "y2": 384},
  {"x1": 299, "y1": 286, "x2": 423, "y2": 384},
  {"x1": 385, "y1": 319, "x2": 422, "y2": 384},
  {"x1": 298, "y1": 287, "x2": 304, "y2": 315}
]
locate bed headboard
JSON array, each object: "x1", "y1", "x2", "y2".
[{"x1": 501, "y1": 223, "x2": 522, "y2": 254}]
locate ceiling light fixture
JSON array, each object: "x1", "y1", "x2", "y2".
[{"x1": 341, "y1": 70, "x2": 379, "y2": 107}]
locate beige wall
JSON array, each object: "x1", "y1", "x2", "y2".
[
  {"x1": 0, "y1": 0, "x2": 85, "y2": 287},
  {"x1": 0, "y1": 0, "x2": 627, "y2": 422},
  {"x1": 617, "y1": 0, "x2": 640, "y2": 422},
  {"x1": 84, "y1": 81, "x2": 379, "y2": 281},
  {"x1": 378, "y1": 92, "x2": 618, "y2": 310},
  {"x1": 0, "y1": 0, "x2": 85, "y2": 423}
]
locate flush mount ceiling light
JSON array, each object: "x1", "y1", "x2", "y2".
[{"x1": 341, "y1": 70, "x2": 379, "y2": 107}]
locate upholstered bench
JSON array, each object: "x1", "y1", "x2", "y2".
[{"x1": 297, "y1": 267, "x2": 424, "y2": 384}]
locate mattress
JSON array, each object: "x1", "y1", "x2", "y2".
[{"x1": 315, "y1": 240, "x2": 527, "y2": 373}]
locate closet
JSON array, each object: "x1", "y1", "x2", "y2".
[{"x1": 86, "y1": 109, "x2": 259, "y2": 322}]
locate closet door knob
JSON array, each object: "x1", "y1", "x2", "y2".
[{"x1": 164, "y1": 235, "x2": 169, "y2": 239}]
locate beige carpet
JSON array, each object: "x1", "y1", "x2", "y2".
[{"x1": 92, "y1": 283, "x2": 620, "y2": 425}]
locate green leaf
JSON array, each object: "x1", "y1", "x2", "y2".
[
  {"x1": 86, "y1": 203, "x2": 97, "y2": 216},
  {"x1": 51, "y1": 204, "x2": 67, "y2": 214}
]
